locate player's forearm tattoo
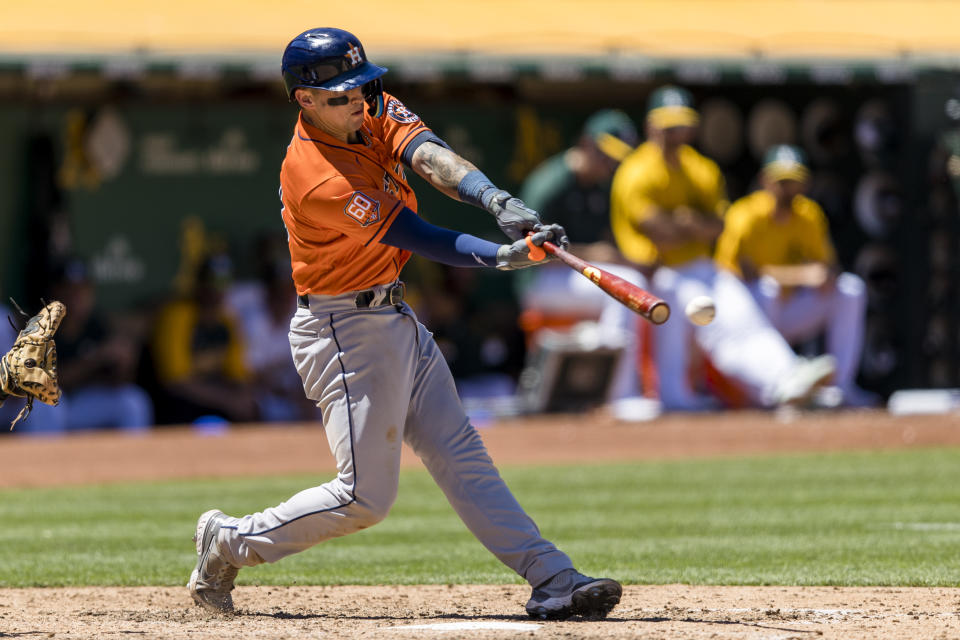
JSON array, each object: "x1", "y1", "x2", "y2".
[{"x1": 413, "y1": 142, "x2": 478, "y2": 190}]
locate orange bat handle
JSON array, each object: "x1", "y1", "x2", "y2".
[
  {"x1": 524, "y1": 235, "x2": 547, "y2": 261},
  {"x1": 542, "y1": 241, "x2": 670, "y2": 324}
]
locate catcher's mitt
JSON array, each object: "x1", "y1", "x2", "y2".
[{"x1": 0, "y1": 300, "x2": 66, "y2": 430}]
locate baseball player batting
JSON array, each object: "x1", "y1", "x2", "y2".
[{"x1": 187, "y1": 27, "x2": 621, "y2": 620}]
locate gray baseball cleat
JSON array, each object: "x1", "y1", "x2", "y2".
[
  {"x1": 187, "y1": 509, "x2": 239, "y2": 614},
  {"x1": 525, "y1": 569, "x2": 622, "y2": 620}
]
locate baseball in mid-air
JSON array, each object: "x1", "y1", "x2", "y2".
[{"x1": 685, "y1": 295, "x2": 716, "y2": 325}]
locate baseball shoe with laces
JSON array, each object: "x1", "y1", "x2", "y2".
[
  {"x1": 187, "y1": 509, "x2": 239, "y2": 614},
  {"x1": 525, "y1": 569, "x2": 622, "y2": 620}
]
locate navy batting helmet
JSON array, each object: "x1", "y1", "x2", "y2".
[{"x1": 281, "y1": 28, "x2": 388, "y2": 117}]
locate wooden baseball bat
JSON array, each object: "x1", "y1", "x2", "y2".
[{"x1": 540, "y1": 241, "x2": 670, "y2": 324}]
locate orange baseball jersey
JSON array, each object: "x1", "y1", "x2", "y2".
[{"x1": 280, "y1": 91, "x2": 433, "y2": 295}]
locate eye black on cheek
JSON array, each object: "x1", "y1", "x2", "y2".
[{"x1": 326, "y1": 96, "x2": 349, "y2": 106}]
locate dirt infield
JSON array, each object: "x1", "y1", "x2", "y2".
[
  {"x1": 2, "y1": 408, "x2": 960, "y2": 639},
  {"x1": 3, "y1": 584, "x2": 959, "y2": 639}
]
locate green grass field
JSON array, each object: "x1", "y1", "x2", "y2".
[{"x1": 3, "y1": 447, "x2": 959, "y2": 588}]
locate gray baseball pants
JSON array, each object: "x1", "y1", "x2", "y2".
[{"x1": 217, "y1": 288, "x2": 573, "y2": 588}]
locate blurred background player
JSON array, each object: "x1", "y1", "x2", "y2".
[
  {"x1": 517, "y1": 110, "x2": 656, "y2": 410},
  {"x1": 225, "y1": 234, "x2": 319, "y2": 423},
  {"x1": 521, "y1": 109, "x2": 637, "y2": 249},
  {"x1": 610, "y1": 85, "x2": 836, "y2": 411},
  {"x1": 150, "y1": 253, "x2": 258, "y2": 425},
  {"x1": 715, "y1": 145, "x2": 878, "y2": 407},
  {"x1": 187, "y1": 27, "x2": 620, "y2": 622}
]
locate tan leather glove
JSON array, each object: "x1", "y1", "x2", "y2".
[{"x1": 0, "y1": 301, "x2": 66, "y2": 430}]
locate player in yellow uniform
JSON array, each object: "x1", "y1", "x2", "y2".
[
  {"x1": 715, "y1": 145, "x2": 876, "y2": 407},
  {"x1": 611, "y1": 86, "x2": 835, "y2": 410}
]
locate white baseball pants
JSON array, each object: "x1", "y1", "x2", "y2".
[
  {"x1": 749, "y1": 272, "x2": 868, "y2": 391},
  {"x1": 651, "y1": 259, "x2": 799, "y2": 409}
]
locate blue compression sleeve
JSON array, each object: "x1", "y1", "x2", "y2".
[{"x1": 381, "y1": 207, "x2": 501, "y2": 268}]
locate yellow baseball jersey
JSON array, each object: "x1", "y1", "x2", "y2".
[
  {"x1": 715, "y1": 190, "x2": 836, "y2": 277},
  {"x1": 610, "y1": 141, "x2": 728, "y2": 267},
  {"x1": 152, "y1": 300, "x2": 248, "y2": 384}
]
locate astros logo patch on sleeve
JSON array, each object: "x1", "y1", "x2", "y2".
[
  {"x1": 343, "y1": 192, "x2": 381, "y2": 227},
  {"x1": 386, "y1": 99, "x2": 420, "y2": 124}
]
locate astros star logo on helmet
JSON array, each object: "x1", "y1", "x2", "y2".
[{"x1": 347, "y1": 45, "x2": 362, "y2": 66}]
